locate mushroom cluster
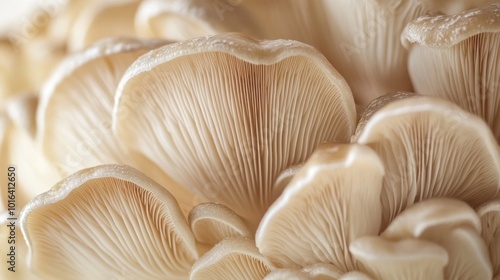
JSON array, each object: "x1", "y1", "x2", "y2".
[{"x1": 1, "y1": 1, "x2": 500, "y2": 279}]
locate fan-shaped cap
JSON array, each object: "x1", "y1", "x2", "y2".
[
  {"x1": 113, "y1": 33, "x2": 356, "y2": 227},
  {"x1": 20, "y1": 164, "x2": 198, "y2": 279},
  {"x1": 402, "y1": 2, "x2": 500, "y2": 142},
  {"x1": 382, "y1": 198, "x2": 492, "y2": 280},
  {"x1": 190, "y1": 237, "x2": 275, "y2": 280},
  {"x1": 350, "y1": 237, "x2": 448, "y2": 280},
  {"x1": 382, "y1": 198, "x2": 481, "y2": 240},
  {"x1": 477, "y1": 200, "x2": 500, "y2": 278},
  {"x1": 355, "y1": 93, "x2": 500, "y2": 227},
  {"x1": 188, "y1": 202, "x2": 250, "y2": 246},
  {"x1": 256, "y1": 144, "x2": 384, "y2": 271}
]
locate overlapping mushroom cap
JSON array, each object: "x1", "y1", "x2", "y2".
[
  {"x1": 354, "y1": 92, "x2": 500, "y2": 227},
  {"x1": 3, "y1": 1, "x2": 500, "y2": 279},
  {"x1": 402, "y1": 2, "x2": 500, "y2": 142},
  {"x1": 113, "y1": 33, "x2": 357, "y2": 227}
]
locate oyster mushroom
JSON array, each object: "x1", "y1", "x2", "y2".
[
  {"x1": 402, "y1": 2, "x2": 500, "y2": 142},
  {"x1": 20, "y1": 164, "x2": 198, "y2": 280},
  {"x1": 382, "y1": 198, "x2": 492, "y2": 280},
  {"x1": 113, "y1": 33, "x2": 356, "y2": 227},
  {"x1": 477, "y1": 200, "x2": 500, "y2": 278},
  {"x1": 37, "y1": 37, "x2": 198, "y2": 215},
  {"x1": 256, "y1": 144, "x2": 384, "y2": 271},
  {"x1": 354, "y1": 92, "x2": 500, "y2": 227},
  {"x1": 349, "y1": 237, "x2": 448, "y2": 280},
  {"x1": 264, "y1": 269, "x2": 311, "y2": 280},
  {"x1": 190, "y1": 237, "x2": 275, "y2": 280}
]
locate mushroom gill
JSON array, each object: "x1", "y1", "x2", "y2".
[
  {"x1": 113, "y1": 33, "x2": 356, "y2": 227},
  {"x1": 256, "y1": 144, "x2": 384, "y2": 271},
  {"x1": 20, "y1": 164, "x2": 198, "y2": 280},
  {"x1": 402, "y1": 2, "x2": 500, "y2": 142},
  {"x1": 354, "y1": 92, "x2": 500, "y2": 227}
]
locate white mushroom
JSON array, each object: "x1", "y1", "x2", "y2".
[
  {"x1": 354, "y1": 92, "x2": 500, "y2": 227},
  {"x1": 350, "y1": 237, "x2": 448, "y2": 280},
  {"x1": 256, "y1": 144, "x2": 384, "y2": 271},
  {"x1": 113, "y1": 33, "x2": 356, "y2": 228},
  {"x1": 402, "y1": 2, "x2": 500, "y2": 142},
  {"x1": 382, "y1": 198, "x2": 492, "y2": 280},
  {"x1": 20, "y1": 164, "x2": 198, "y2": 279}
]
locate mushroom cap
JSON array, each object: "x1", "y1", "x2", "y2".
[
  {"x1": 190, "y1": 237, "x2": 275, "y2": 280},
  {"x1": 113, "y1": 33, "x2": 356, "y2": 227},
  {"x1": 382, "y1": 198, "x2": 481, "y2": 240},
  {"x1": 350, "y1": 236, "x2": 448, "y2": 280},
  {"x1": 382, "y1": 198, "x2": 492, "y2": 280},
  {"x1": 402, "y1": 2, "x2": 500, "y2": 49},
  {"x1": 256, "y1": 143, "x2": 384, "y2": 271},
  {"x1": 20, "y1": 164, "x2": 198, "y2": 279},
  {"x1": 188, "y1": 202, "x2": 251, "y2": 246},
  {"x1": 355, "y1": 93, "x2": 500, "y2": 227},
  {"x1": 402, "y1": 3, "x2": 500, "y2": 142}
]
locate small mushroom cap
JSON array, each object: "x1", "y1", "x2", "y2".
[
  {"x1": 355, "y1": 93, "x2": 500, "y2": 227},
  {"x1": 382, "y1": 198, "x2": 481, "y2": 240},
  {"x1": 188, "y1": 202, "x2": 251, "y2": 246},
  {"x1": 256, "y1": 143, "x2": 384, "y2": 271},
  {"x1": 382, "y1": 198, "x2": 492, "y2": 280},
  {"x1": 20, "y1": 164, "x2": 198, "y2": 280},
  {"x1": 477, "y1": 200, "x2": 500, "y2": 278},
  {"x1": 113, "y1": 33, "x2": 356, "y2": 227},
  {"x1": 190, "y1": 237, "x2": 275, "y2": 280},
  {"x1": 350, "y1": 236, "x2": 448, "y2": 280}
]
